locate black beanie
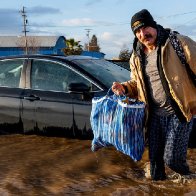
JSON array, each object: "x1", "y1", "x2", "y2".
[{"x1": 131, "y1": 9, "x2": 157, "y2": 34}]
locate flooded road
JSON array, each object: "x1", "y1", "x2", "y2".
[{"x1": 0, "y1": 134, "x2": 195, "y2": 195}]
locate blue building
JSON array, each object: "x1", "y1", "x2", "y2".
[
  {"x1": 0, "y1": 36, "x2": 105, "y2": 58},
  {"x1": 81, "y1": 50, "x2": 105, "y2": 58},
  {"x1": 0, "y1": 36, "x2": 66, "y2": 56}
]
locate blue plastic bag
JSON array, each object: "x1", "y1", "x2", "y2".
[{"x1": 90, "y1": 90, "x2": 145, "y2": 161}]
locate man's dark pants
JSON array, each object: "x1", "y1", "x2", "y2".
[{"x1": 148, "y1": 113, "x2": 193, "y2": 180}]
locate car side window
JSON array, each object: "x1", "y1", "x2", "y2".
[
  {"x1": 31, "y1": 60, "x2": 93, "y2": 92},
  {"x1": 0, "y1": 59, "x2": 23, "y2": 88}
]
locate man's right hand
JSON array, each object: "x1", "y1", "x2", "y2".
[{"x1": 112, "y1": 82, "x2": 125, "y2": 96}]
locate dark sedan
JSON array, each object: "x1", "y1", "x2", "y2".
[
  {"x1": 0, "y1": 55, "x2": 130, "y2": 139},
  {"x1": 0, "y1": 54, "x2": 195, "y2": 147}
]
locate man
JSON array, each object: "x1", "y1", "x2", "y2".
[{"x1": 112, "y1": 9, "x2": 196, "y2": 180}]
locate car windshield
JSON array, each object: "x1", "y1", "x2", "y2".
[{"x1": 71, "y1": 59, "x2": 130, "y2": 87}]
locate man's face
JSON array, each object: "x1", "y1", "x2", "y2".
[{"x1": 135, "y1": 26, "x2": 157, "y2": 48}]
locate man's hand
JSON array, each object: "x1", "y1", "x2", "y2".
[{"x1": 112, "y1": 82, "x2": 125, "y2": 95}]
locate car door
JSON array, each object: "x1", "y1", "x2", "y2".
[
  {"x1": 0, "y1": 58, "x2": 26, "y2": 134},
  {"x1": 22, "y1": 58, "x2": 100, "y2": 138}
]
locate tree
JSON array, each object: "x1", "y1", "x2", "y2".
[
  {"x1": 118, "y1": 48, "x2": 132, "y2": 61},
  {"x1": 84, "y1": 34, "x2": 100, "y2": 52},
  {"x1": 62, "y1": 38, "x2": 83, "y2": 56},
  {"x1": 16, "y1": 36, "x2": 41, "y2": 54}
]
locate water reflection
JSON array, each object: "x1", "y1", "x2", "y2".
[{"x1": 0, "y1": 134, "x2": 195, "y2": 195}]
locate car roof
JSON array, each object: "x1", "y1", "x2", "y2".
[{"x1": 0, "y1": 54, "x2": 100, "y2": 61}]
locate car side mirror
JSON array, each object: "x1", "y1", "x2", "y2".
[{"x1": 68, "y1": 82, "x2": 90, "y2": 93}]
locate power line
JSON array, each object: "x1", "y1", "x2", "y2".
[
  {"x1": 159, "y1": 11, "x2": 196, "y2": 18},
  {"x1": 174, "y1": 17, "x2": 196, "y2": 30},
  {"x1": 19, "y1": 6, "x2": 29, "y2": 54},
  {"x1": 85, "y1": 29, "x2": 92, "y2": 51}
]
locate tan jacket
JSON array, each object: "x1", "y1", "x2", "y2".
[{"x1": 123, "y1": 34, "x2": 196, "y2": 122}]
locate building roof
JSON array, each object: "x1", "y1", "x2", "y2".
[{"x1": 0, "y1": 36, "x2": 59, "y2": 47}]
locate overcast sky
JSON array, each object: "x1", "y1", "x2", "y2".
[{"x1": 0, "y1": 0, "x2": 196, "y2": 59}]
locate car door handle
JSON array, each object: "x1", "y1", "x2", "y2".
[{"x1": 23, "y1": 95, "x2": 40, "y2": 101}]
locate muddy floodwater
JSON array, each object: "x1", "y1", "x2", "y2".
[{"x1": 0, "y1": 134, "x2": 195, "y2": 195}]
